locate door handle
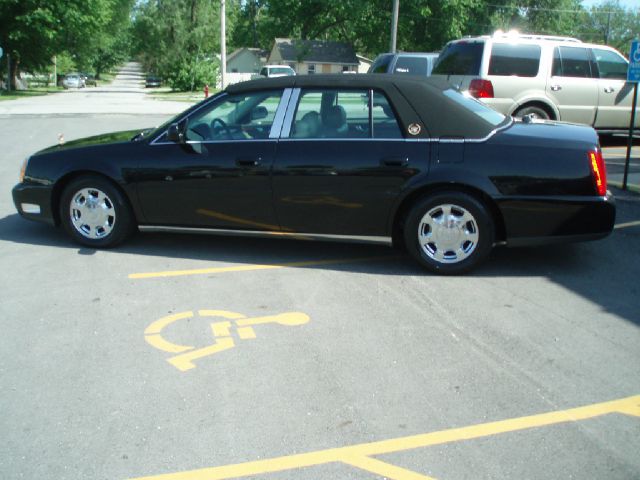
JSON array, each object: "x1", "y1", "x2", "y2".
[
  {"x1": 381, "y1": 157, "x2": 409, "y2": 167},
  {"x1": 236, "y1": 157, "x2": 261, "y2": 167},
  {"x1": 550, "y1": 85, "x2": 562, "y2": 91},
  {"x1": 604, "y1": 86, "x2": 615, "y2": 93}
]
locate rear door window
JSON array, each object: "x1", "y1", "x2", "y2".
[
  {"x1": 552, "y1": 47, "x2": 593, "y2": 78},
  {"x1": 393, "y1": 57, "x2": 430, "y2": 75},
  {"x1": 488, "y1": 44, "x2": 541, "y2": 77},
  {"x1": 371, "y1": 92, "x2": 403, "y2": 138},
  {"x1": 432, "y1": 42, "x2": 483, "y2": 75},
  {"x1": 290, "y1": 89, "x2": 402, "y2": 139}
]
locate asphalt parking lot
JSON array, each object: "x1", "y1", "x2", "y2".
[{"x1": 1, "y1": 94, "x2": 639, "y2": 478}]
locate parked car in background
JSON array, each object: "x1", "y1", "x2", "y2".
[
  {"x1": 81, "y1": 73, "x2": 97, "y2": 87},
  {"x1": 145, "y1": 75, "x2": 162, "y2": 88},
  {"x1": 62, "y1": 73, "x2": 85, "y2": 89},
  {"x1": 259, "y1": 65, "x2": 296, "y2": 77},
  {"x1": 369, "y1": 52, "x2": 439, "y2": 76},
  {"x1": 12, "y1": 74, "x2": 615, "y2": 274},
  {"x1": 432, "y1": 31, "x2": 639, "y2": 134}
]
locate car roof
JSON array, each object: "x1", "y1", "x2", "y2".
[
  {"x1": 227, "y1": 74, "x2": 503, "y2": 139},
  {"x1": 227, "y1": 73, "x2": 444, "y2": 92}
]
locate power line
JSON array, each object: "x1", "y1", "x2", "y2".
[{"x1": 485, "y1": 3, "x2": 620, "y2": 14}]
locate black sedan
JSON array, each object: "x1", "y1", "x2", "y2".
[{"x1": 12, "y1": 75, "x2": 615, "y2": 274}]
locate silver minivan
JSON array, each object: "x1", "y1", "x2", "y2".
[{"x1": 431, "y1": 32, "x2": 639, "y2": 132}]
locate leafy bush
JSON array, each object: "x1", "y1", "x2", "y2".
[{"x1": 165, "y1": 57, "x2": 219, "y2": 91}]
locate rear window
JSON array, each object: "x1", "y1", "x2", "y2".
[
  {"x1": 432, "y1": 42, "x2": 483, "y2": 75},
  {"x1": 443, "y1": 89, "x2": 506, "y2": 127},
  {"x1": 488, "y1": 44, "x2": 541, "y2": 77},
  {"x1": 369, "y1": 54, "x2": 394, "y2": 74},
  {"x1": 393, "y1": 56, "x2": 430, "y2": 75}
]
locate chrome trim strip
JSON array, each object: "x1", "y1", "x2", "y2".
[
  {"x1": 277, "y1": 138, "x2": 408, "y2": 142},
  {"x1": 269, "y1": 88, "x2": 293, "y2": 139},
  {"x1": 280, "y1": 88, "x2": 301, "y2": 138},
  {"x1": 139, "y1": 225, "x2": 392, "y2": 246},
  {"x1": 464, "y1": 118, "x2": 514, "y2": 143}
]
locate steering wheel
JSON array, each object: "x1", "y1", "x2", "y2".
[{"x1": 210, "y1": 118, "x2": 232, "y2": 140}]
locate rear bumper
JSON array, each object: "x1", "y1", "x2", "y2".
[
  {"x1": 12, "y1": 183, "x2": 56, "y2": 226},
  {"x1": 498, "y1": 193, "x2": 616, "y2": 246}
]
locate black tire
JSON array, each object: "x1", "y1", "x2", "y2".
[
  {"x1": 404, "y1": 192, "x2": 494, "y2": 274},
  {"x1": 59, "y1": 175, "x2": 135, "y2": 248},
  {"x1": 514, "y1": 105, "x2": 551, "y2": 120}
]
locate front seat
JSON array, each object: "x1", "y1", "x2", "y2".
[{"x1": 322, "y1": 105, "x2": 348, "y2": 138}]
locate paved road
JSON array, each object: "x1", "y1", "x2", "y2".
[
  {"x1": 0, "y1": 70, "x2": 639, "y2": 480},
  {"x1": 0, "y1": 62, "x2": 188, "y2": 116}
]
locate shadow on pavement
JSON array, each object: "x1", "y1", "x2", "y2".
[{"x1": 1, "y1": 188, "x2": 638, "y2": 327}]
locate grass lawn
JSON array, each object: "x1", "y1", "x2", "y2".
[{"x1": 0, "y1": 87, "x2": 64, "y2": 101}]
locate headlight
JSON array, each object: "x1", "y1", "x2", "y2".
[{"x1": 19, "y1": 157, "x2": 30, "y2": 183}]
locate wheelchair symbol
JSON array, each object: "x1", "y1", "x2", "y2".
[{"x1": 145, "y1": 310, "x2": 310, "y2": 371}]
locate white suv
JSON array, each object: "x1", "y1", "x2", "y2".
[
  {"x1": 431, "y1": 32, "x2": 638, "y2": 133},
  {"x1": 259, "y1": 65, "x2": 296, "y2": 78}
]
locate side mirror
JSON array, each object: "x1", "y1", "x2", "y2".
[{"x1": 167, "y1": 122, "x2": 184, "y2": 143}]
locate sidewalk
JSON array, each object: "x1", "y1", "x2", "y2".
[{"x1": 0, "y1": 62, "x2": 191, "y2": 116}]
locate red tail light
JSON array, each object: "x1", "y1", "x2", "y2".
[
  {"x1": 469, "y1": 79, "x2": 494, "y2": 99},
  {"x1": 589, "y1": 149, "x2": 607, "y2": 196}
]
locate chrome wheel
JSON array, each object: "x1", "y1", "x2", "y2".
[
  {"x1": 417, "y1": 203, "x2": 479, "y2": 264},
  {"x1": 69, "y1": 188, "x2": 116, "y2": 239}
]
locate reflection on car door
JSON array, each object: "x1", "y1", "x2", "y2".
[
  {"x1": 136, "y1": 90, "x2": 286, "y2": 230},
  {"x1": 272, "y1": 88, "x2": 426, "y2": 236},
  {"x1": 546, "y1": 46, "x2": 598, "y2": 125}
]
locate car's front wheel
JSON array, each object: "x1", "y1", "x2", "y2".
[
  {"x1": 60, "y1": 175, "x2": 135, "y2": 248},
  {"x1": 404, "y1": 192, "x2": 494, "y2": 274}
]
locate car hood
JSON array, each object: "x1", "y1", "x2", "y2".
[{"x1": 36, "y1": 129, "x2": 149, "y2": 154}]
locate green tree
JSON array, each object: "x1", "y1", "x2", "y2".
[{"x1": 0, "y1": 0, "x2": 132, "y2": 87}]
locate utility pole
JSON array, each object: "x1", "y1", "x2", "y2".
[
  {"x1": 220, "y1": 0, "x2": 226, "y2": 90},
  {"x1": 7, "y1": 53, "x2": 10, "y2": 91},
  {"x1": 605, "y1": 11, "x2": 611, "y2": 44},
  {"x1": 390, "y1": 0, "x2": 399, "y2": 53}
]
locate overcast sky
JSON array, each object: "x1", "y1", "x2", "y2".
[{"x1": 581, "y1": 0, "x2": 639, "y2": 9}]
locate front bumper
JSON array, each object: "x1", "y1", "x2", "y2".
[
  {"x1": 498, "y1": 192, "x2": 616, "y2": 246},
  {"x1": 12, "y1": 183, "x2": 56, "y2": 226}
]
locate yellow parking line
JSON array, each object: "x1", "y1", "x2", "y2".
[
  {"x1": 342, "y1": 455, "x2": 438, "y2": 479},
  {"x1": 128, "y1": 256, "x2": 396, "y2": 279},
  {"x1": 130, "y1": 394, "x2": 640, "y2": 480},
  {"x1": 614, "y1": 220, "x2": 640, "y2": 229}
]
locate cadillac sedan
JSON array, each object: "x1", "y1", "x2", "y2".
[{"x1": 12, "y1": 75, "x2": 615, "y2": 274}]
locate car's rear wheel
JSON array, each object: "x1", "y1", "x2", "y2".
[
  {"x1": 60, "y1": 175, "x2": 135, "y2": 248},
  {"x1": 514, "y1": 105, "x2": 551, "y2": 120},
  {"x1": 404, "y1": 192, "x2": 494, "y2": 274}
]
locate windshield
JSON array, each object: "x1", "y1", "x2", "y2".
[
  {"x1": 148, "y1": 94, "x2": 216, "y2": 140},
  {"x1": 270, "y1": 67, "x2": 294, "y2": 75}
]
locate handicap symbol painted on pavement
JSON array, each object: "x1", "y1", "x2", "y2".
[{"x1": 144, "y1": 310, "x2": 310, "y2": 371}]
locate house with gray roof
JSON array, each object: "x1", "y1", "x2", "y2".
[{"x1": 268, "y1": 38, "x2": 359, "y2": 74}]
